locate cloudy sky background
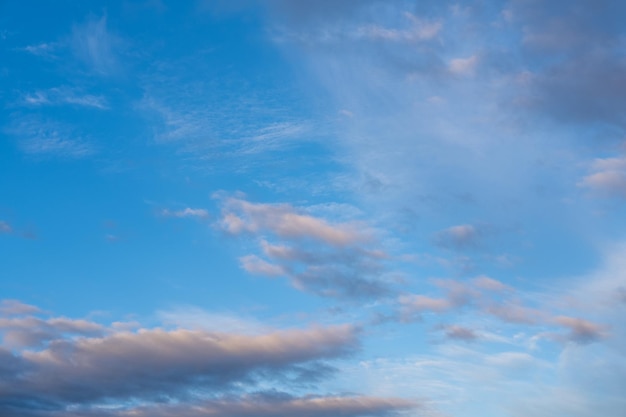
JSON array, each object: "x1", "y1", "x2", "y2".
[{"x1": 1, "y1": 1, "x2": 625, "y2": 416}]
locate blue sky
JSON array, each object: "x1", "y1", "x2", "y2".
[{"x1": 1, "y1": 1, "x2": 625, "y2": 416}]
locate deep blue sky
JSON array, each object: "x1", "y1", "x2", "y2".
[{"x1": 1, "y1": 1, "x2": 625, "y2": 417}]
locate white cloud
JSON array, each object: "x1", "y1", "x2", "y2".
[
  {"x1": 71, "y1": 15, "x2": 122, "y2": 76},
  {"x1": 219, "y1": 197, "x2": 369, "y2": 246},
  {"x1": 21, "y1": 87, "x2": 108, "y2": 109},
  {"x1": 6, "y1": 117, "x2": 95, "y2": 159},
  {"x1": 160, "y1": 207, "x2": 209, "y2": 219},
  {"x1": 240, "y1": 254, "x2": 285, "y2": 277},
  {"x1": 579, "y1": 156, "x2": 626, "y2": 197},
  {"x1": 448, "y1": 55, "x2": 478, "y2": 76}
]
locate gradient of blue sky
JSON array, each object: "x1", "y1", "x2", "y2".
[{"x1": 1, "y1": 1, "x2": 625, "y2": 416}]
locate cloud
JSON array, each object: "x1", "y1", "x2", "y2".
[
  {"x1": 578, "y1": 156, "x2": 626, "y2": 198},
  {"x1": 485, "y1": 301, "x2": 546, "y2": 325},
  {"x1": 20, "y1": 87, "x2": 108, "y2": 109},
  {"x1": 240, "y1": 240, "x2": 393, "y2": 299},
  {"x1": 509, "y1": 0, "x2": 626, "y2": 128},
  {"x1": 5, "y1": 116, "x2": 95, "y2": 159},
  {"x1": 240, "y1": 254, "x2": 285, "y2": 276},
  {"x1": 472, "y1": 276, "x2": 508, "y2": 292},
  {"x1": 0, "y1": 300, "x2": 41, "y2": 316},
  {"x1": 0, "y1": 316, "x2": 104, "y2": 348},
  {"x1": 94, "y1": 393, "x2": 417, "y2": 417},
  {"x1": 552, "y1": 316, "x2": 608, "y2": 344},
  {"x1": 448, "y1": 55, "x2": 478, "y2": 76},
  {"x1": 160, "y1": 207, "x2": 210, "y2": 219},
  {"x1": 438, "y1": 324, "x2": 480, "y2": 342},
  {"x1": 432, "y1": 224, "x2": 482, "y2": 251},
  {"x1": 0, "y1": 302, "x2": 370, "y2": 417},
  {"x1": 71, "y1": 15, "x2": 122, "y2": 76},
  {"x1": 397, "y1": 279, "x2": 484, "y2": 319},
  {"x1": 220, "y1": 197, "x2": 368, "y2": 246},
  {"x1": 219, "y1": 196, "x2": 395, "y2": 299},
  {"x1": 21, "y1": 42, "x2": 59, "y2": 58},
  {"x1": 399, "y1": 294, "x2": 456, "y2": 314},
  {"x1": 12, "y1": 393, "x2": 416, "y2": 417},
  {"x1": 0, "y1": 221, "x2": 12, "y2": 234}
]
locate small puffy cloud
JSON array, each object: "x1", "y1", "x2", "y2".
[
  {"x1": 399, "y1": 294, "x2": 456, "y2": 314},
  {"x1": 438, "y1": 324, "x2": 480, "y2": 342},
  {"x1": 485, "y1": 302, "x2": 547, "y2": 325},
  {"x1": 552, "y1": 316, "x2": 608, "y2": 344},
  {"x1": 432, "y1": 224, "x2": 482, "y2": 250},
  {"x1": 397, "y1": 279, "x2": 482, "y2": 318},
  {"x1": 219, "y1": 197, "x2": 368, "y2": 246},
  {"x1": 472, "y1": 275, "x2": 509, "y2": 292},
  {"x1": 448, "y1": 55, "x2": 478, "y2": 76},
  {"x1": 240, "y1": 254, "x2": 285, "y2": 277},
  {"x1": 160, "y1": 207, "x2": 209, "y2": 219},
  {"x1": 578, "y1": 156, "x2": 626, "y2": 197}
]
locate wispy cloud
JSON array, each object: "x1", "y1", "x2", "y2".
[
  {"x1": 71, "y1": 15, "x2": 121, "y2": 76},
  {"x1": 20, "y1": 87, "x2": 108, "y2": 109},
  {"x1": 20, "y1": 42, "x2": 59, "y2": 58},
  {"x1": 6, "y1": 116, "x2": 95, "y2": 159}
]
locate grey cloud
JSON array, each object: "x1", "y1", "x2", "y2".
[
  {"x1": 0, "y1": 304, "x2": 361, "y2": 416},
  {"x1": 0, "y1": 301, "x2": 418, "y2": 417},
  {"x1": 438, "y1": 324, "x2": 479, "y2": 342},
  {"x1": 114, "y1": 393, "x2": 416, "y2": 417},
  {"x1": 509, "y1": 0, "x2": 626, "y2": 129},
  {"x1": 14, "y1": 392, "x2": 416, "y2": 417},
  {"x1": 241, "y1": 243, "x2": 393, "y2": 299},
  {"x1": 552, "y1": 316, "x2": 608, "y2": 344}
]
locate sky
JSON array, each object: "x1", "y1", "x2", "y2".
[{"x1": 1, "y1": 1, "x2": 626, "y2": 416}]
